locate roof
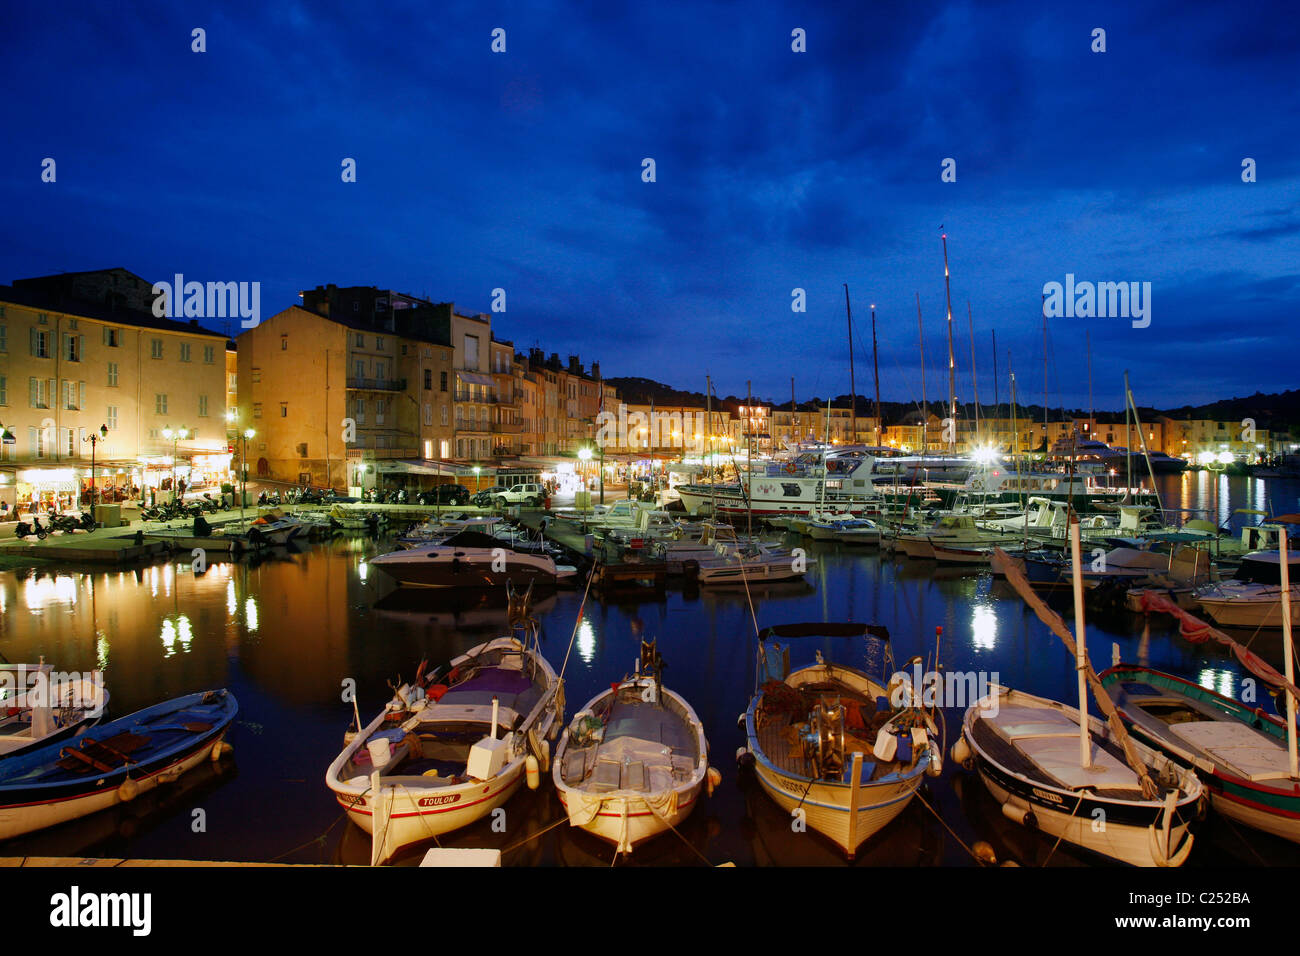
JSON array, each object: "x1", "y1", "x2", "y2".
[{"x1": 0, "y1": 282, "x2": 227, "y2": 338}]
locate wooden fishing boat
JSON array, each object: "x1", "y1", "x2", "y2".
[
  {"x1": 741, "y1": 622, "x2": 941, "y2": 858},
  {"x1": 1099, "y1": 664, "x2": 1300, "y2": 843},
  {"x1": 955, "y1": 534, "x2": 1204, "y2": 866},
  {"x1": 553, "y1": 642, "x2": 713, "y2": 854},
  {"x1": 0, "y1": 689, "x2": 237, "y2": 840},
  {"x1": 327, "y1": 608, "x2": 562, "y2": 864},
  {"x1": 0, "y1": 662, "x2": 107, "y2": 759},
  {"x1": 954, "y1": 685, "x2": 1203, "y2": 866}
]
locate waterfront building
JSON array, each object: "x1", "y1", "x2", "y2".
[{"x1": 0, "y1": 269, "x2": 230, "y2": 509}]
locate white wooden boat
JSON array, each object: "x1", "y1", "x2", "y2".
[
  {"x1": 1194, "y1": 551, "x2": 1300, "y2": 628},
  {"x1": 741, "y1": 622, "x2": 941, "y2": 857},
  {"x1": 0, "y1": 663, "x2": 108, "y2": 759},
  {"x1": 958, "y1": 534, "x2": 1205, "y2": 866},
  {"x1": 696, "y1": 540, "x2": 812, "y2": 586},
  {"x1": 326, "y1": 624, "x2": 562, "y2": 865},
  {"x1": 553, "y1": 643, "x2": 712, "y2": 854},
  {"x1": 955, "y1": 685, "x2": 1203, "y2": 866}
]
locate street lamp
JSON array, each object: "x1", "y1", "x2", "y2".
[
  {"x1": 161, "y1": 426, "x2": 190, "y2": 502},
  {"x1": 82, "y1": 424, "x2": 108, "y2": 508},
  {"x1": 472, "y1": 464, "x2": 481, "y2": 493},
  {"x1": 240, "y1": 429, "x2": 255, "y2": 517},
  {"x1": 578, "y1": 446, "x2": 592, "y2": 521}
]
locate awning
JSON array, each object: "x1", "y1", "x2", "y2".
[
  {"x1": 375, "y1": 459, "x2": 472, "y2": 477},
  {"x1": 456, "y1": 371, "x2": 496, "y2": 388}
]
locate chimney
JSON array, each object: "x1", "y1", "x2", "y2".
[
  {"x1": 529, "y1": 347, "x2": 544, "y2": 367},
  {"x1": 548, "y1": 352, "x2": 560, "y2": 370},
  {"x1": 568, "y1": 354, "x2": 581, "y2": 375},
  {"x1": 591, "y1": 361, "x2": 601, "y2": 380}
]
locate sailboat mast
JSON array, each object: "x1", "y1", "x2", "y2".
[
  {"x1": 916, "y1": 293, "x2": 927, "y2": 453},
  {"x1": 1280, "y1": 528, "x2": 1298, "y2": 778},
  {"x1": 967, "y1": 301, "x2": 980, "y2": 446},
  {"x1": 1041, "y1": 299, "x2": 1048, "y2": 435},
  {"x1": 941, "y1": 232, "x2": 957, "y2": 452},
  {"x1": 1087, "y1": 329, "x2": 1094, "y2": 424},
  {"x1": 1069, "y1": 516, "x2": 1092, "y2": 769},
  {"x1": 706, "y1": 375, "x2": 715, "y2": 517},
  {"x1": 790, "y1": 376, "x2": 796, "y2": 448},
  {"x1": 845, "y1": 284, "x2": 857, "y2": 445},
  {"x1": 746, "y1": 380, "x2": 753, "y2": 540},
  {"x1": 871, "y1": 303, "x2": 881, "y2": 448},
  {"x1": 992, "y1": 331, "x2": 1000, "y2": 424}
]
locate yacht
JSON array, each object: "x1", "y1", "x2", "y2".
[{"x1": 1194, "y1": 551, "x2": 1300, "y2": 628}]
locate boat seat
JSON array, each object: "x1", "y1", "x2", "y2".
[
  {"x1": 621, "y1": 760, "x2": 648, "y2": 791},
  {"x1": 981, "y1": 705, "x2": 1139, "y2": 790},
  {"x1": 592, "y1": 759, "x2": 622, "y2": 793},
  {"x1": 1170, "y1": 720, "x2": 1291, "y2": 781}
]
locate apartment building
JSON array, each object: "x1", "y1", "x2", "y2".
[
  {"x1": 0, "y1": 269, "x2": 230, "y2": 507},
  {"x1": 236, "y1": 305, "x2": 454, "y2": 488}
]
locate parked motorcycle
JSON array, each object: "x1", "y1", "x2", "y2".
[{"x1": 15, "y1": 517, "x2": 48, "y2": 539}]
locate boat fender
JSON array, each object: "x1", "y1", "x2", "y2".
[
  {"x1": 525, "y1": 754, "x2": 540, "y2": 790},
  {"x1": 211, "y1": 741, "x2": 233, "y2": 762},
  {"x1": 403, "y1": 731, "x2": 424, "y2": 760},
  {"x1": 925, "y1": 749, "x2": 943, "y2": 777},
  {"x1": 950, "y1": 736, "x2": 974, "y2": 771},
  {"x1": 706, "y1": 766, "x2": 722, "y2": 796},
  {"x1": 1000, "y1": 801, "x2": 1036, "y2": 829},
  {"x1": 972, "y1": 841, "x2": 997, "y2": 865},
  {"x1": 117, "y1": 777, "x2": 139, "y2": 802},
  {"x1": 736, "y1": 747, "x2": 755, "y2": 768}
]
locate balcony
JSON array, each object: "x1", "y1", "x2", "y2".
[
  {"x1": 454, "y1": 389, "x2": 500, "y2": 404},
  {"x1": 493, "y1": 421, "x2": 524, "y2": 434},
  {"x1": 347, "y1": 377, "x2": 407, "y2": 392}
]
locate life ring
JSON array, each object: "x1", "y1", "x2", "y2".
[
  {"x1": 785, "y1": 463, "x2": 797, "y2": 475},
  {"x1": 970, "y1": 476, "x2": 986, "y2": 492}
]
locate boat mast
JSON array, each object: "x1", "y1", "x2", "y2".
[
  {"x1": 746, "y1": 380, "x2": 753, "y2": 540},
  {"x1": 706, "y1": 375, "x2": 715, "y2": 518},
  {"x1": 916, "y1": 293, "x2": 927, "y2": 455},
  {"x1": 941, "y1": 231, "x2": 957, "y2": 453},
  {"x1": 871, "y1": 303, "x2": 882, "y2": 448},
  {"x1": 1124, "y1": 371, "x2": 1165, "y2": 516},
  {"x1": 1041, "y1": 299, "x2": 1048, "y2": 439},
  {"x1": 1068, "y1": 515, "x2": 1092, "y2": 769},
  {"x1": 967, "y1": 301, "x2": 980, "y2": 447},
  {"x1": 790, "y1": 376, "x2": 796, "y2": 448},
  {"x1": 992, "y1": 330, "x2": 999, "y2": 427},
  {"x1": 845, "y1": 284, "x2": 857, "y2": 445},
  {"x1": 1281, "y1": 528, "x2": 1298, "y2": 778}
]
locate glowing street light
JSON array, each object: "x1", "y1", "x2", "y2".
[{"x1": 161, "y1": 426, "x2": 190, "y2": 502}]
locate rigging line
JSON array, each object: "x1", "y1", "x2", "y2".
[
  {"x1": 913, "y1": 789, "x2": 987, "y2": 865},
  {"x1": 499, "y1": 815, "x2": 569, "y2": 856},
  {"x1": 1040, "y1": 791, "x2": 1086, "y2": 866},
  {"x1": 660, "y1": 812, "x2": 715, "y2": 866},
  {"x1": 265, "y1": 809, "x2": 350, "y2": 863},
  {"x1": 557, "y1": 560, "x2": 598, "y2": 683}
]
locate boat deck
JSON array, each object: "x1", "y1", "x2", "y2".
[
  {"x1": 560, "y1": 686, "x2": 698, "y2": 794},
  {"x1": 755, "y1": 679, "x2": 908, "y2": 782},
  {"x1": 971, "y1": 705, "x2": 1145, "y2": 798}
]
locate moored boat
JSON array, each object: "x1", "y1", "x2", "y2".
[
  {"x1": 326, "y1": 611, "x2": 563, "y2": 864},
  {"x1": 0, "y1": 689, "x2": 237, "y2": 840},
  {"x1": 553, "y1": 642, "x2": 712, "y2": 855},
  {"x1": 740, "y1": 622, "x2": 941, "y2": 858}
]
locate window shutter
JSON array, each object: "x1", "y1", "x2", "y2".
[
  {"x1": 30, "y1": 328, "x2": 36, "y2": 355},
  {"x1": 103, "y1": 327, "x2": 110, "y2": 345},
  {"x1": 48, "y1": 379, "x2": 55, "y2": 406},
  {"x1": 28, "y1": 427, "x2": 36, "y2": 456},
  {"x1": 78, "y1": 335, "x2": 84, "y2": 359},
  {"x1": 79, "y1": 381, "x2": 86, "y2": 409},
  {"x1": 29, "y1": 377, "x2": 37, "y2": 407}
]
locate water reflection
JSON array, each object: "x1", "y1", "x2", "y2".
[{"x1": 0, "y1": 474, "x2": 1295, "y2": 866}]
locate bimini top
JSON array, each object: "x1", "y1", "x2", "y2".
[{"x1": 758, "y1": 622, "x2": 890, "y2": 642}]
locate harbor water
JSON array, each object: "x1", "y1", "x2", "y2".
[{"x1": 3, "y1": 471, "x2": 1299, "y2": 866}]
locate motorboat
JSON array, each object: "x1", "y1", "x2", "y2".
[
  {"x1": 369, "y1": 530, "x2": 576, "y2": 589},
  {"x1": 1195, "y1": 550, "x2": 1300, "y2": 628}
]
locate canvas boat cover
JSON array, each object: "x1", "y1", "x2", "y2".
[
  {"x1": 982, "y1": 704, "x2": 1139, "y2": 791},
  {"x1": 1169, "y1": 721, "x2": 1291, "y2": 782}
]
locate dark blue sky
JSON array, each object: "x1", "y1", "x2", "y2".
[{"x1": 3, "y1": 1, "x2": 1296, "y2": 411}]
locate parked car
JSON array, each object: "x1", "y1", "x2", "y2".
[
  {"x1": 472, "y1": 485, "x2": 510, "y2": 507},
  {"x1": 430, "y1": 484, "x2": 472, "y2": 506},
  {"x1": 496, "y1": 483, "x2": 545, "y2": 508}
]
